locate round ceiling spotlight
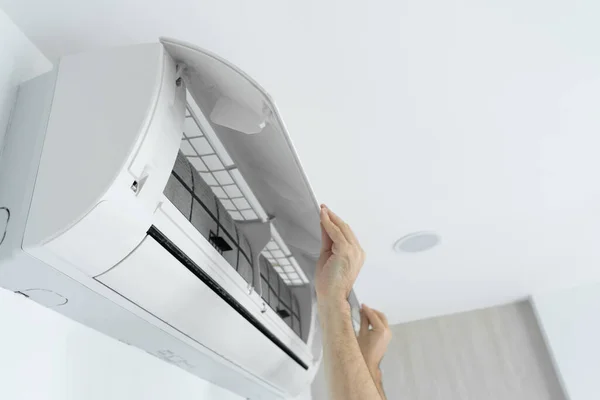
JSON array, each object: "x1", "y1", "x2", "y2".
[{"x1": 394, "y1": 232, "x2": 441, "y2": 253}]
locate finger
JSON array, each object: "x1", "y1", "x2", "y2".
[
  {"x1": 325, "y1": 207, "x2": 359, "y2": 245},
  {"x1": 320, "y1": 222, "x2": 333, "y2": 253},
  {"x1": 359, "y1": 307, "x2": 370, "y2": 335},
  {"x1": 363, "y1": 304, "x2": 385, "y2": 331},
  {"x1": 373, "y1": 309, "x2": 389, "y2": 328},
  {"x1": 320, "y1": 206, "x2": 346, "y2": 245}
]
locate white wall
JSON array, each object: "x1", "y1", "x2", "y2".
[
  {"x1": 0, "y1": 8, "x2": 51, "y2": 153},
  {"x1": 532, "y1": 283, "x2": 600, "y2": 400},
  {"x1": 0, "y1": 288, "x2": 243, "y2": 400}
]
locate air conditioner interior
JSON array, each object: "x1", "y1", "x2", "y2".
[
  {"x1": 164, "y1": 151, "x2": 255, "y2": 286},
  {"x1": 259, "y1": 255, "x2": 302, "y2": 337},
  {"x1": 164, "y1": 109, "x2": 309, "y2": 341}
]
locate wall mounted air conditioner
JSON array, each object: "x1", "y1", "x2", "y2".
[{"x1": 0, "y1": 38, "x2": 360, "y2": 399}]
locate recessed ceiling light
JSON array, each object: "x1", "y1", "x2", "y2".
[{"x1": 394, "y1": 232, "x2": 441, "y2": 253}]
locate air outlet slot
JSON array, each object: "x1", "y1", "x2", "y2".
[{"x1": 147, "y1": 225, "x2": 309, "y2": 370}]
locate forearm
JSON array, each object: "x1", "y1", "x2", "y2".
[
  {"x1": 369, "y1": 368, "x2": 387, "y2": 400},
  {"x1": 319, "y1": 298, "x2": 383, "y2": 400}
]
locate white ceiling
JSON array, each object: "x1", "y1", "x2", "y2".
[{"x1": 3, "y1": 0, "x2": 600, "y2": 324}]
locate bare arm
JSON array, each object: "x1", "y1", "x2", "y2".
[
  {"x1": 371, "y1": 369, "x2": 387, "y2": 400},
  {"x1": 316, "y1": 205, "x2": 383, "y2": 400},
  {"x1": 358, "y1": 305, "x2": 392, "y2": 400},
  {"x1": 319, "y1": 300, "x2": 382, "y2": 400}
]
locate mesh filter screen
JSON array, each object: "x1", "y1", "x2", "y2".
[
  {"x1": 259, "y1": 256, "x2": 302, "y2": 338},
  {"x1": 181, "y1": 115, "x2": 259, "y2": 221},
  {"x1": 262, "y1": 239, "x2": 308, "y2": 285},
  {"x1": 183, "y1": 102, "x2": 308, "y2": 286},
  {"x1": 164, "y1": 151, "x2": 254, "y2": 285},
  {"x1": 164, "y1": 152, "x2": 304, "y2": 338}
]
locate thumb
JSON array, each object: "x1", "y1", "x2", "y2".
[
  {"x1": 320, "y1": 221, "x2": 333, "y2": 254},
  {"x1": 363, "y1": 304, "x2": 385, "y2": 331},
  {"x1": 359, "y1": 305, "x2": 370, "y2": 336}
]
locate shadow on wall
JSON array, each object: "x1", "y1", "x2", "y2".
[
  {"x1": 1, "y1": 8, "x2": 52, "y2": 152},
  {"x1": 0, "y1": 288, "x2": 243, "y2": 400}
]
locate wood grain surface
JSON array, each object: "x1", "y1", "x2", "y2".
[{"x1": 381, "y1": 301, "x2": 566, "y2": 400}]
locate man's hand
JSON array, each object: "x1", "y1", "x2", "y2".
[
  {"x1": 358, "y1": 305, "x2": 392, "y2": 376},
  {"x1": 316, "y1": 205, "x2": 366, "y2": 303},
  {"x1": 315, "y1": 205, "x2": 386, "y2": 400}
]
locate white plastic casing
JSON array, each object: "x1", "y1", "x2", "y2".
[{"x1": 0, "y1": 42, "x2": 321, "y2": 400}]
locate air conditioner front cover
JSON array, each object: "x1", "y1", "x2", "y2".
[{"x1": 160, "y1": 38, "x2": 322, "y2": 278}]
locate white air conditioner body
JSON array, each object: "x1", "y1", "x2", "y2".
[{"x1": 0, "y1": 38, "x2": 361, "y2": 400}]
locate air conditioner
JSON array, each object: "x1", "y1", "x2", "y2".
[{"x1": 0, "y1": 38, "x2": 360, "y2": 399}]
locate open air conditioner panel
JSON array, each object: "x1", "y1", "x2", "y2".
[
  {"x1": 162, "y1": 38, "x2": 323, "y2": 281},
  {"x1": 179, "y1": 91, "x2": 309, "y2": 287},
  {"x1": 165, "y1": 148, "x2": 308, "y2": 341}
]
